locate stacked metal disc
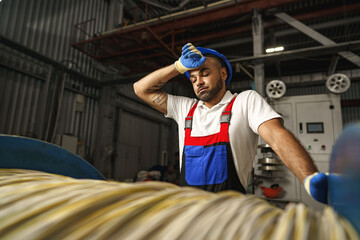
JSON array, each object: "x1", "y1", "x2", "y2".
[
  {"x1": 257, "y1": 144, "x2": 283, "y2": 172},
  {"x1": 0, "y1": 169, "x2": 358, "y2": 240}
]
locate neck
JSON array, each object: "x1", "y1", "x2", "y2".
[{"x1": 203, "y1": 90, "x2": 226, "y2": 108}]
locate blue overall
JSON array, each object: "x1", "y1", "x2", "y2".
[{"x1": 179, "y1": 96, "x2": 245, "y2": 193}]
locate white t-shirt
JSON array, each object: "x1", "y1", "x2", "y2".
[{"x1": 165, "y1": 90, "x2": 282, "y2": 188}]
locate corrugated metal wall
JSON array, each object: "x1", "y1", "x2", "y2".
[
  {"x1": 54, "y1": 79, "x2": 101, "y2": 160},
  {"x1": 0, "y1": 0, "x2": 108, "y2": 78},
  {"x1": 0, "y1": 0, "x2": 108, "y2": 160},
  {"x1": 110, "y1": 85, "x2": 175, "y2": 181},
  {"x1": 0, "y1": 61, "x2": 101, "y2": 160}
]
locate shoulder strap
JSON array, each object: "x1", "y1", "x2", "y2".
[
  {"x1": 185, "y1": 96, "x2": 237, "y2": 129},
  {"x1": 221, "y1": 96, "x2": 237, "y2": 123},
  {"x1": 184, "y1": 102, "x2": 198, "y2": 129}
]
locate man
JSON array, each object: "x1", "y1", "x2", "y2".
[{"x1": 134, "y1": 43, "x2": 327, "y2": 203}]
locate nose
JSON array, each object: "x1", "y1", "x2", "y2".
[{"x1": 196, "y1": 76, "x2": 205, "y2": 86}]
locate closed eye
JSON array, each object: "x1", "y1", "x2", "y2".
[
  {"x1": 202, "y1": 71, "x2": 210, "y2": 77},
  {"x1": 190, "y1": 68, "x2": 210, "y2": 83}
]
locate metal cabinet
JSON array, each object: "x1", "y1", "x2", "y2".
[{"x1": 254, "y1": 94, "x2": 342, "y2": 210}]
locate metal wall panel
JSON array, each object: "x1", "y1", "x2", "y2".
[
  {"x1": 0, "y1": 0, "x2": 107, "y2": 160},
  {"x1": 0, "y1": 0, "x2": 108, "y2": 79},
  {"x1": 54, "y1": 85, "x2": 100, "y2": 159},
  {"x1": 0, "y1": 65, "x2": 100, "y2": 158},
  {"x1": 0, "y1": 67, "x2": 43, "y2": 137},
  {"x1": 114, "y1": 110, "x2": 161, "y2": 181}
]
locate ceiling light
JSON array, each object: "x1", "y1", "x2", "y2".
[{"x1": 266, "y1": 46, "x2": 284, "y2": 53}]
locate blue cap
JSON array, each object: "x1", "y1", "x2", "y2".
[{"x1": 184, "y1": 47, "x2": 233, "y2": 85}]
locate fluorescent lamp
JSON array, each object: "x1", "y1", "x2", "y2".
[{"x1": 265, "y1": 46, "x2": 284, "y2": 53}]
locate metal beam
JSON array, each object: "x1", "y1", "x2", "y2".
[
  {"x1": 145, "y1": 26, "x2": 178, "y2": 59},
  {"x1": 90, "y1": 4, "x2": 360, "y2": 64},
  {"x1": 328, "y1": 55, "x2": 340, "y2": 76},
  {"x1": 274, "y1": 12, "x2": 360, "y2": 68},
  {"x1": 229, "y1": 40, "x2": 360, "y2": 64},
  {"x1": 206, "y1": 15, "x2": 360, "y2": 50},
  {"x1": 252, "y1": 8, "x2": 265, "y2": 97},
  {"x1": 97, "y1": 40, "x2": 360, "y2": 85},
  {"x1": 140, "y1": 0, "x2": 191, "y2": 12},
  {"x1": 199, "y1": 6, "x2": 360, "y2": 49},
  {"x1": 102, "y1": 51, "x2": 168, "y2": 65},
  {"x1": 149, "y1": 0, "x2": 302, "y2": 34},
  {"x1": 74, "y1": 3, "x2": 360, "y2": 65},
  {"x1": 101, "y1": 0, "x2": 302, "y2": 36}
]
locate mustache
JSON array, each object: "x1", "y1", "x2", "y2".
[{"x1": 197, "y1": 86, "x2": 208, "y2": 94}]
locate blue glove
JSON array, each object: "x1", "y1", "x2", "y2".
[
  {"x1": 304, "y1": 172, "x2": 328, "y2": 204},
  {"x1": 174, "y1": 43, "x2": 206, "y2": 74}
]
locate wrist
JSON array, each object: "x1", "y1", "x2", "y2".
[{"x1": 174, "y1": 61, "x2": 186, "y2": 74}]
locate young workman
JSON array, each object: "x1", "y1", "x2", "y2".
[{"x1": 134, "y1": 43, "x2": 327, "y2": 203}]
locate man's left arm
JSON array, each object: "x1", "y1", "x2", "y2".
[{"x1": 258, "y1": 118, "x2": 317, "y2": 182}]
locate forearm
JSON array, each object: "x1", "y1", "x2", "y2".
[
  {"x1": 271, "y1": 128, "x2": 318, "y2": 182},
  {"x1": 258, "y1": 119, "x2": 318, "y2": 183},
  {"x1": 133, "y1": 64, "x2": 180, "y2": 114},
  {"x1": 134, "y1": 64, "x2": 179, "y2": 96}
]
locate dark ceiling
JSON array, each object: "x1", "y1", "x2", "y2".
[{"x1": 72, "y1": 0, "x2": 360, "y2": 84}]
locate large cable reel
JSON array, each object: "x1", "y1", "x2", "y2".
[
  {"x1": 266, "y1": 80, "x2": 286, "y2": 99},
  {"x1": 326, "y1": 73, "x2": 351, "y2": 94}
]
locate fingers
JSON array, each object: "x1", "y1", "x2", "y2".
[
  {"x1": 182, "y1": 43, "x2": 203, "y2": 59},
  {"x1": 182, "y1": 43, "x2": 193, "y2": 51},
  {"x1": 174, "y1": 43, "x2": 206, "y2": 74},
  {"x1": 198, "y1": 56, "x2": 206, "y2": 65}
]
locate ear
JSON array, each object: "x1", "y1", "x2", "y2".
[{"x1": 221, "y1": 67, "x2": 227, "y2": 82}]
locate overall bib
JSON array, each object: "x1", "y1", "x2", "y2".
[{"x1": 180, "y1": 96, "x2": 245, "y2": 193}]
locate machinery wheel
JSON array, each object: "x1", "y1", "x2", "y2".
[
  {"x1": 326, "y1": 73, "x2": 351, "y2": 94},
  {"x1": 266, "y1": 80, "x2": 286, "y2": 99}
]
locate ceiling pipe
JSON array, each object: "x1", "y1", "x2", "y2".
[{"x1": 140, "y1": 0, "x2": 191, "y2": 12}]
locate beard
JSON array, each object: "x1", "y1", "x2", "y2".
[{"x1": 196, "y1": 77, "x2": 224, "y2": 102}]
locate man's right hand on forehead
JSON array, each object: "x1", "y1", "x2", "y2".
[{"x1": 174, "y1": 43, "x2": 206, "y2": 74}]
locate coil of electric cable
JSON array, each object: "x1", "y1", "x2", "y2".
[{"x1": 0, "y1": 169, "x2": 358, "y2": 240}]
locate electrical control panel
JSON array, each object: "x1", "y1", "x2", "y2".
[{"x1": 254, "y1": 94, "x2": 342, "y2": 210}]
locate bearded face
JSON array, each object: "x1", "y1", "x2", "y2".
[
  {"x1": 189, "y1": 57, "x2": 227, "y2": 105},
  {"x1": 195, "y1": 75, "x2": 224, "y2": 102}
]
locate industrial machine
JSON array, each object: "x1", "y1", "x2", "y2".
[
  {"x1": 0, "y1": 134, "x2": 105, "y2": 180},
  {"x1": 254, "y1": 93, "x2": 343, "y2": 210}
]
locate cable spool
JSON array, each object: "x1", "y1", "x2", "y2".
[
  {"x1": 266, "y1": 80, "x2": 286, "y2": 99},
  {"x1": 0, "y1": 169, "x2": 358, "y2": 240},
  {"x1": 326, "y1": 73, "x2": 351, "y2": 94}
]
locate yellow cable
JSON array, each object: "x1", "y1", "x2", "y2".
[{"x1": 0, "y1": 169, "x2": 358, "y2": 240}]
